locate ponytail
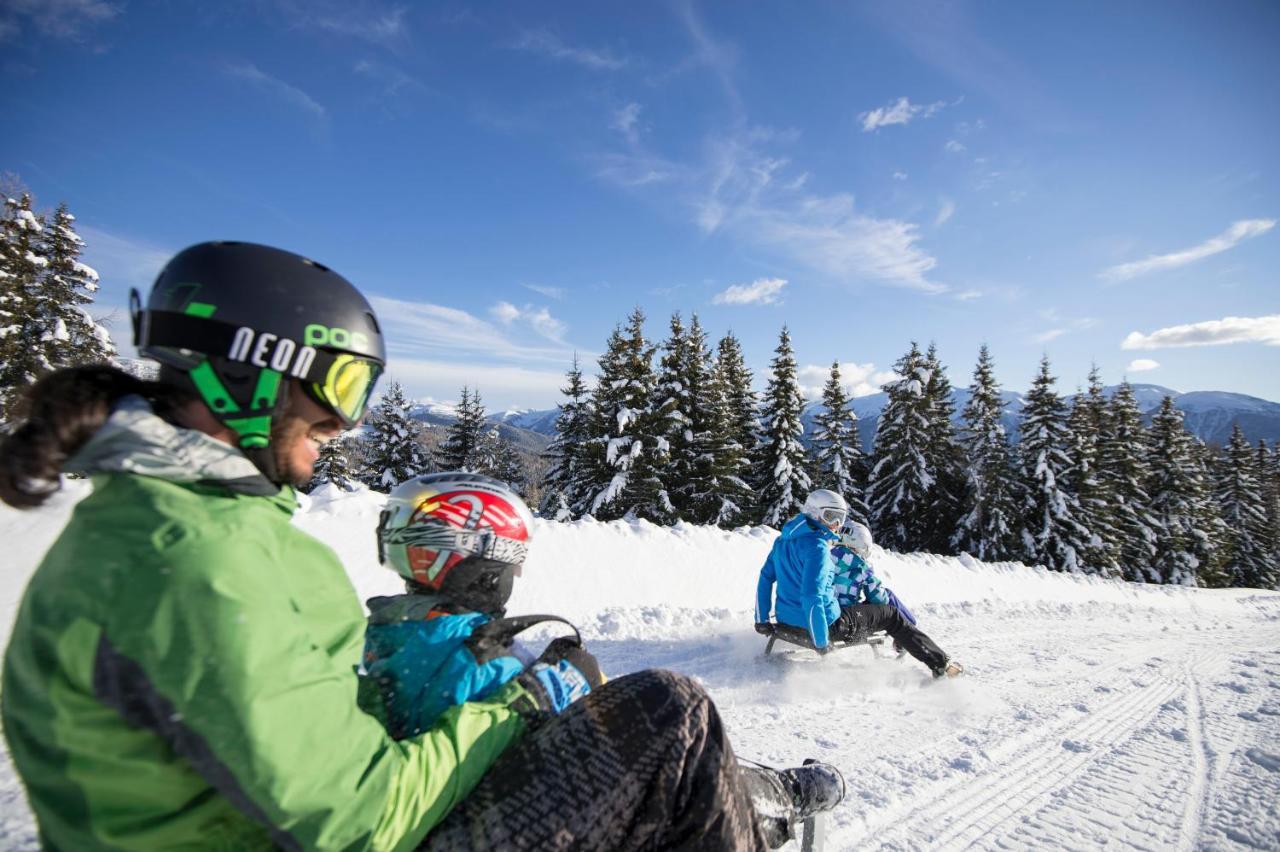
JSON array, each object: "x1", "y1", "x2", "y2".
[{"x1": 0, "y1": 365, "x2": 186, "y2": 508}]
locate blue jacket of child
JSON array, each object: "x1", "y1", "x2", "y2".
[
  {"x1": 830, "y1": 546, "x2": 918, "y2": 626},
  {"x1": 362, "y1": 593, "x2": 530, "y2": 739},
  {"x1": 755, "y1": 514, "x2": 841, "y2": 649}
]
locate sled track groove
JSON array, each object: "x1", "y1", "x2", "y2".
[{"x1": 855, "y1": 662, "x2": 1188, "y2": 851}]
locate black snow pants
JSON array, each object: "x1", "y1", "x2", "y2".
[
  {"x1": 832, "y1": 603, "x2": 949, "y2": 673},
  {"x1": 424, "y1": 668, "x2": 769, "y2": 851}
]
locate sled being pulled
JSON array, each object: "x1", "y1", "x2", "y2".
[{"x1": 761, "y1": 622, "x2": 890, "y2": 659}]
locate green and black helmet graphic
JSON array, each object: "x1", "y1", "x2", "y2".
[{"x1": 132, "y1": 241, "x2": 386, "y2": 482}]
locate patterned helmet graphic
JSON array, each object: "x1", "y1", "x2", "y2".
[{"x1": 378, "y1": 472, "x2": 534, "y2": 589}]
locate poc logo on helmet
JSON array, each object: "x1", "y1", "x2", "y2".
[
  {"x1": 227, "y1": 327, "x2": 316, "y2": 378},
  {"x1": 304, "y1": 323, "x2": 369, "y2": 352}
]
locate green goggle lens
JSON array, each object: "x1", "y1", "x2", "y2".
[{"x1": 309, "y1": 354, "x2": 382, "y2": 426}]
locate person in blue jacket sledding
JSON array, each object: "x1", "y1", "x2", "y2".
[{"x1": 755, "y1": 489, "x2": 962, "y2": 678}]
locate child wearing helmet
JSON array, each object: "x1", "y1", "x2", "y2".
[
  {"x1": 363, "y1": 471, "x2": 603, "y2": 739},
  {"x1": 831, "y1": 520, "x2": 918, "y2": 626},
  {"x1": 756, "y1": 489, "x2": 961, "y2": 678}
]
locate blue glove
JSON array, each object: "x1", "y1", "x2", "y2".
[{"x1": 517, "y1": 638, "x2": 604, "y2": 715}]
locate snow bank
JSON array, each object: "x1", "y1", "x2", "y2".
[{"x1": 4, "y1": 483, "x2": 1274, "y2": 647}]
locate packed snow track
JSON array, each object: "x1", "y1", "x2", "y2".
[{"x1": 1, "y1": 485, "x2": 1276, "y2": 850}]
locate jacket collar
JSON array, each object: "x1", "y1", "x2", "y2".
[{"x1": 66, "y1": 395, "x2": 286, "y2": 499}]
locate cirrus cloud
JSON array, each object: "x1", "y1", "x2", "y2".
[
  {"x1": 1100, "y1": 219, "x2": 1275, "y2": 282},
  {"x1": 712, "y1": 277, "x2": 787, "y2": 306},
  {"x1": 859, "y1": 96, "x2": 947, "y2": 132}
]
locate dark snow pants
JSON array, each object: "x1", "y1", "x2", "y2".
[
  {"x1": 424, "y1": 668, "x2": 769, "y2": 851},
  {"x1": 833, "y1": 603, "x2": 948, "y2": 672}
]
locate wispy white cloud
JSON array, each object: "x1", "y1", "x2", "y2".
[
  {"x1": 372, "y1": 296, "x2": 576, "y2": 366},
  {"x1": 269, "y1": 1, "x2": 409, "y2": 49},
  {"x1": 512, "y1": 28, "x2": 626, "y2": 70},
  {"x1": 1035, "y1": 328, "x2": 1065, "y2": 343},
  {"x1": 954, "y1": 289, "x2": 982, "y2": 301},
  {"x1": 1100, "y1": 219, "x2": 1275, "y2": 282},
  {"x1": 1121, "y1": 314, "x2": 1280, "y2": 349},
  {"x1": 224, "y1": 62, "x2": 327, "y2": 120},
  {"x1": 1126, "y1": 359, "x2": 1160, "y2": 372},
  {"x1": 612, "y1": 102, "x2": 643, "y2": 145},
  {"x1": 387, "y1": 359, "x2": 569, "y2": 410},
  {"x1": 935, "y1": 198, "x2": 956, "y2": 226},
  {"x1": 712, "y1": 277, "x2": 787, "y2": 306},
  {"x1": 487, "y1": 300, "x2": 567, "y2": 341},
  {"x1": 944, "y1": 139, "x2": 966, "y2": 153},
  {"x1": 859, "y1": 96, "x2": 947, "y2": 132},
  {"x1": 797, "y1": 362, "x2": 897, "y2": 399},
  {"x1": 353, "y1": 59, "x2": 425, "y2": 99},
  {"x1": 892, "y1": 171, "x2": 908, "y2": 181},
  {"x1": 0, "y1": 0, "x2": 118, "y2": 42},
  {"x1": 1033, "y1": 315, "x2": 1096, "y2": 344},
  {"x1": 522, "y1": 283, "x2": 565, "y2": 300}
]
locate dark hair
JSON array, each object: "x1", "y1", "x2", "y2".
[{"x1": 0, "y1": 365, "x2": 189, "y2": 509}]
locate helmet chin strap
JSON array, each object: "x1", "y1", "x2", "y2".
[{"x1": 178, "y1": 359, "x2": 295, "y2": 486}]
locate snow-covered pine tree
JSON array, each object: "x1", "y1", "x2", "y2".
[
  {"x1": 1258, "y1": 440, "x2": 1280, "y2": 574},
  {"x1": 40, "y1": 203, "x2": 114, "y2": 368},
  {"x1": 710, "y1": 332, "x2": 759, "y2": 525},
  {"x1": 1216, "y1": 424, "x2": 1272, "y2": 588},
  {"x1": 810, "y1": 361, "x2": 870, "y2": 526},
  {"x1": 952, "y1": 344, "x2": 1018, "y2": 560},
  {"x1": 1098, "y1": 382, "x2": 1158, "y2": 582},
  {"x1": 1145, "y1": 396, "x2": 1205, "y2": 585},
  {"x1": 539, "y1": 355, "x2": 592, "y2": 520},
  {"x1": 1186, "y1": 438, "x2": 1232, "y2": 588},
  {"x1": 437, "y1": 387, "x2": 487, "y2": 471},
  {"x1": 0, "y1": 194, "x2": 49, "y2": 424},
  {"x1": 921, "y1": 343, "x2": 964, "y2": 553},
  {"x1": 754, "y1": 326, "x2": 811, "y2": 528},
  {"x1": 868, "y1": 342, "x2": 935, "y2": 551},
  {"x1": 1065, "y1": 366, "x2": 1117, "y2": 576},
  {"x1": 1016, "y1": 356, "x2": 1093, "y2": 572},
  {"x1": 585, "y1": 309, "x2": 669, "y2": 521},
  {"x1": 652, "y1": 313, "x2": 695, "y2": 519},
  {"x1": 476, "y1": 425, "x2": 527, "y2": 495},
  {"x1": 360, "y1": 380, "x2": 429, "y2": 492},
  {"x1": 307, "y1": 436, "x2": 358, "y2": 493}
]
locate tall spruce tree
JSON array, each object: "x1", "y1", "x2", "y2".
[
  {"x1": 677, "y1": 315, "x2": 747, "y2": 526},
  {"x1": 1258, "y1": 441, "x2": 1280, "y2": 572},
  {"x1": 475, "y1": 425, "x2": 526, "y2": 494},
  {"x1": 1187, "y1": 439, "x2": 1232, "y2": 588},
  {"x1": 1217, "y1": 424, "x2": 1272, "y2": 588},
  {"x1": 0, "y1": 194, "x2": 49, "y2": 423},
  {"x1": 754, "y1": 326, "x2": 811, "y2": 527},
  {"x1": 40, "y1": 203, "x2": 114, "y2": 368},
  {"x1": 585, "y1": 309, "x2": 669, "y2": 521},
  {"x1": 361, "y1": 380, "x2": 429, "y2": 492},
  {"x1": 539, "y1": 355, "x2": 592, "y2": 520},
  {"x1": 953, "y1": 345, "x2": 1018, "y2": 560},
  {"x1": 1065, "y1": 367, "x2": 1116, "y2": 576},
  {"x1": 711, "y1": 332, "x2": 758, "y2": 525},
  {"x1": 921, "y1": 343, "x2": 964, "y2": 553},
  {"x1": 438, "y1": 387, "x2": 488, "y2": 471},
  {"x1": 652, "y1": 313, "x2": 696, "y2": 519},
  {"x1": 1145, "y1": 397, "x2": 1205, "y2": 585},
  {"x1": 1099, "y1": 382, "x2": 1158, "y2": 581},
  {"x1": 868, "y1": 342, "x2": 935, "y2": 551},
  {"x1": 1017, "y1": 356, "x2": 1093, "y2": 572},
  {"x1": 810, "y1": 361, "x2": 870, "y2": 526}
]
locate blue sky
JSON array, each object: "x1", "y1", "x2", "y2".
[{"x1": 4, "y1": 0, "x2": 1278, "y2": 410}]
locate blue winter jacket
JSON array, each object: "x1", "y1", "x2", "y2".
[
  {"x1": 756, "y1": 514, "x2": 841, "y2": 649},
  {"x1": 362, "y1": 594, "x2": 529, "y2": 739}
]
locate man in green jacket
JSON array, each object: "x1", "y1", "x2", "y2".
[{"x1": 0, "y1": 242, "x2": 777, "y2": 850}]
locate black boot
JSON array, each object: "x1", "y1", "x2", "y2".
[{"x1": 739, "y1": 760, "x2": 846, "y2": 848}]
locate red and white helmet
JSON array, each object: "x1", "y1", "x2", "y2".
[{"x1": 377, "y1": 472, "x2": 534, "y2": 601}]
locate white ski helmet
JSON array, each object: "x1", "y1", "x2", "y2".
[
  {"x1": 839, "y1": 520, "x2": 873, "y2": 557},
  {"x1": 802, "y1": 489, "x2": 848, "y2": 529},
  {"x1": 377, "y1": 472, "x2": 534, "y2": 613}
]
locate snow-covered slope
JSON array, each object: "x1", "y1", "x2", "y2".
[{"x1": 2, "y1": 484, "x2": 1278, "y2": 850}]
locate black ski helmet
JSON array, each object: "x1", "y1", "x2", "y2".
[{"x1": 132, "y1": 241, "x2": 386, "y2": 482}]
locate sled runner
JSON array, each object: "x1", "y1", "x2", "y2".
[{"x1": 761, "y1": 622, "x2": 889, "y2": 658}]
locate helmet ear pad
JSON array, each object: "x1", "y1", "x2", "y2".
[{"x1": 437, "y1": 556, "x2": 517, "y2": 616}]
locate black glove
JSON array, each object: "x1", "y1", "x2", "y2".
[
  {"x1": 538, "y1": 636, "x2": 605, "y2": 690},
  {"x1": 755, "y1": 622, "x2": 775, "y2": 636}
]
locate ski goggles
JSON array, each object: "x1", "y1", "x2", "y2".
[
  {"x1": 306, "y1": 353, "x2": 382, "y2": 428},
  {"x1": 379, "y1": 520, "x2": 529, "y2": 571},
  {"x1": 817, "y1": 507, "x2": 847, "y2": 528}
]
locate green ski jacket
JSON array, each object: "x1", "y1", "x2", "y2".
[{"x1": 1, "y1": 397, "x2": 530, "y2": 850}]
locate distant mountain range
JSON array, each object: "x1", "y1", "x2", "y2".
[{"x1": 449, "y1": 383, "x2": 1280, "y2": 453}]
